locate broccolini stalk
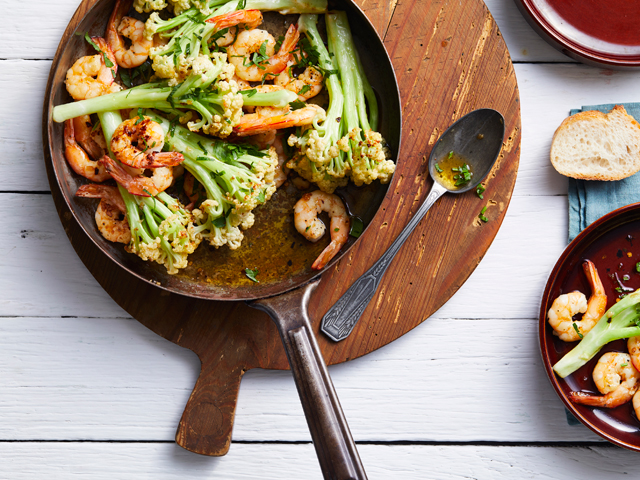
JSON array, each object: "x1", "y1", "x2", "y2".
[
  {"x1": 98, "y1": 110, "x2": 201, "y2": 274},
  {"x1": 553, "y1": 289, "x2": 640, "y2": 378},
  {"x1": 149, "y1": 112, "x2": 277, "y2": 249},
  {"x1": 326, "y1": 11, "x2": 395, "y2": 187},
  {"x1": 286, "y1": 14, "x2": 348, "y2": 193},
  {"x1": 54, "y1": 57, "x2": 296, "y2": 137}
]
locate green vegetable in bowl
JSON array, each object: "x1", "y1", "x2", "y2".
[{"x1": 553, "y1": 288, "x2": 640, "y2": 378}]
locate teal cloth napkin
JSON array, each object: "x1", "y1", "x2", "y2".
[
  {"x1": 565, "y1": 103, "x2": 640, "y2": 425},
  {"x1": 568, "y1": 103, "x2": 640, "y2": 242}
]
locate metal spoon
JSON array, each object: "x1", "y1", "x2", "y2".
[{"x1": 321, "y1": 108, "x2": 506, "y2": 342}]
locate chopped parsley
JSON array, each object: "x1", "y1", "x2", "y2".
[
  {"x1": 479, "y1": 205, "x2": 488, "y2": 222},
  {"x1": 245, "y1": 267, "x2": 259, "y2": 282},
  {"x1": 572, "y1": 322, "x2": 583, "y2": 339},
  {"x1": 289, "y1": 99, "x2": 306, "y2": 110},
  {"x1": 349, "y1": 216, "x2": 364, "y2": 238}
]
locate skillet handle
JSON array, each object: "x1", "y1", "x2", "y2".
[{"x1": 251, "y1": 279, "x2": 367, "y2": 480}]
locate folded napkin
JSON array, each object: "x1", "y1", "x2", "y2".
[
  {"x1": 568, "y1": 103, "x2": 640, "y2": 242},
  {"x1": 565, "y1": 103, "x2": 640, "y2": 425}
]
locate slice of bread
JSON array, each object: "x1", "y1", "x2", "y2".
[{"x1": 550, "y1": 105, "x2": 640, "y2": 181}]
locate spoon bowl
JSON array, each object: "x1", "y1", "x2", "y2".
[
  {"x1": 322, "y1": 108, "x2": 506, "y2": 342},
  {"x1": 429, "y1": 108, "x2": 505, "y2": 193}
]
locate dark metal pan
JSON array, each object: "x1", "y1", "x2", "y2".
[{"x1": 44, "y1": 0, "x2": 401, "y2": 477}]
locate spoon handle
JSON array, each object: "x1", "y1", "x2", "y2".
[{"x1": 321, "y1": 181, "x2": 449, "y2": 342}]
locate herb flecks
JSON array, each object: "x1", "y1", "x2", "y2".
[{"x1": 245, "y1": 267, "x2": 259, "y2": 282}]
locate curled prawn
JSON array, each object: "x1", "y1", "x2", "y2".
[
  {"x1": 73, "y1": 115, "x2": 107, "y2": 160},
  {"x1": 228, "y1": 24, "x2": 300, "y2": 82},
  {"x1": 206, "y1": 9, "x2": 263, "y2": 29},
  {"x1": 110, "y1": 116, "x2": 184, "y2": 169},
  {"x1": 570, "y1": 352, "x2": 640, "y2": 408},
  {"x1": 100, "y1": 155, "x2": 171, "y2": 197},
  {"x1": 294, "y1": 190, "x2": 350, "y2": 270},
  {"x1": 548, "y1": 260, "x2": 607, "y2": 342},
  {"x1": 275, "y1": 65, "x2": 324, "y2": 100},
  {"x1": 65, "y1": 37, "x2": 119, "y2": 101},
  {"x1": 64, "y1": 119, "x2": 111, "y2": 182},
  {"x1": 235, "y1": 103, "x2": 326, "y2": 136},
  {"x1": 76, "y1": 184, "x2": 131, "y2": 244},
  {"x1": 107, "y1": 0, "x2": 152, "y2": 69}
]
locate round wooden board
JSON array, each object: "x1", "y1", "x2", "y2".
[{"x1": 44, "y1": 0, "x2": 520, "y2": 457}]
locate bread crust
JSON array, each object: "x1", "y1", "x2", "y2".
[{"x1": 550, "y1": 105, "x2": 640, "y2": 181}]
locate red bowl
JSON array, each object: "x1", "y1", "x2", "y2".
[
  {"x1": 540, "y1": 203, "x2": 640, "y2": 450},
  {"x1": 515, "y1": 0, "x2": 640, "y2": 69}
]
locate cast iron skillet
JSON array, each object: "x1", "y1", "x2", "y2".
[{"x1": 43, "y1": 0, "x2": 402, "y2": 478}]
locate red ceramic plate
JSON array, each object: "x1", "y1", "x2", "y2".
[
  {"x1": 515, "y1": 0, "x2": 640, "y2": 68},
  {"x1": 540, "y1": 203, "x2": 640, "y2": 451}
]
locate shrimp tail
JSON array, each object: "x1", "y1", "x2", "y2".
[
  {"x1": 569, "y1": 390, "x2": 629, "y2": 408},
  {"x1": 76, "y1": 184, "x2": 127, "y2": 213},
  {"x1": 312, "y1": 241, "x2": 341, "y2": 270},
  {"x1": 127, "y1": 151, "x2": 185, "y2": 169},
  {"x1": 100, "y1": 155, "x2": 156, "y2": 197},
  {"x1": 206, "y1": 9, "x2": 263, "y2": 30}
]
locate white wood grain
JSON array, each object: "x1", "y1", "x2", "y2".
[
  {"x1": 2, "y1": 443, "x2": 640, "y2": 479},
  {"x1": 0, "y1": 313, "x2": 604, "y2": 442},
  {"x1": 6, "y1": 60, "x2": 640, "y2": 194},
  {"x1": 0, "y1": 193, "x2": 566, "y2": 319},
  {"x1": 0, "y1": 0, "x2": 574, "y2": 62}
]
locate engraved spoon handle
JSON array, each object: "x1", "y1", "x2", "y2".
[{"x1": 321, "y1": 181, "x2": 449, "y2": 341}]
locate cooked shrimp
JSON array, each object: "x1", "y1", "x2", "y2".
[
  {"x1": 228, "y1": 24, "x2": 300, "y2": 82},
  {"x1": 294, "y1": 190, "x2": 350, "y2": 270},
  {"x1": 205, "y1": 10, "x2": 264, "y2": 49},
  {"x1": 235, "y1": 103, "x2": 326, "y2": 136},
  {"x1": 148, "y1": 167, "x2": 174, "y2": 193},
  {"x1": 548, "y1": 260, "x2": 607, "y2": 342},
  {"x1": 206, "y1": 9, "x2": 263, "y2": 31},
  {"x1": 111, "y1": 116, "x2": 184, "y2": 169},
  {"x1": 73, "y1": 115, "x2": 107, "y2": 160},
  {"x1": 634, "y1": 390, "x2": 640, "y2": 420},
  {"x1": 76, "y1": 184, "x2": 131, "y2": 244},
  {"x1": 64, "y1": 119, "x2": 112, "y2": 182},
  {"x1": 65, "y1": 38, "x2": 119, "y2": 101},
  {"x1": 628, "y1": 336, "x2": 640, "y2": 371},
  {"x1": 570, "y1": 352, "x2": 640, "y2": 408},
  {"x1": 275, "y1": 65, "x2": 324, "y2": 100},
  {"x1": 76, "y1": 184, "x2": 126, "y2": 211},
  {"x1": 107, "y1": 0, "x2": 152, "y2": 69},
  {"x1": 100, "y1": 155, "x2": 160, "y2": 197}
]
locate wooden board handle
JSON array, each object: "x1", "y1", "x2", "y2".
[{"x1": 176, "y1": 354, "x2": 246, "y2": 456}]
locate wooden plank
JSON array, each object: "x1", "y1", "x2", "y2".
[
  {"x1": 5, "y1": 61, "x2": 640, "y2": 194},
  {"x1": 0, "y1": 315, "x2": 604, "y2": 442},
  {"x1": 0, "y1": 0, "x2": 573, "y2": 63},
  {"x1": 1, "y1": 443, "x2": 637, "y2": 479},
  {"x1": 0, "y1": 193, "x2": 565, "y2": 319}
]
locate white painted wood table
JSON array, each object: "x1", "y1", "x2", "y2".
[{"x1": 4, "y1": 0, "x2": 640, "y2": 477}]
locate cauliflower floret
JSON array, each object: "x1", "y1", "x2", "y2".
[
  {"x1": 349, "y1": 129, "x2": 396, "y2": 186},
  {"x1": 134, "y1": 0, "x2": 167, "y2": 14},
  {"x1": 159, "y1": 214, "x2": 202, "y2": 254},
  {"x1": 167, "y1": 0, "x2": 191, "y2": 14},
  {"x1": 150, "y1": 53, "x2": 178, "y2": 82},
  {"x1": 197, "y1": 91, "x2": 243, "y2": 138},
  {"x1": 127, "y1": 237, "x2": 161, "y2": 262},
  {"x1": 287, "y1": 133, "x2": 349, "y2": 194}
]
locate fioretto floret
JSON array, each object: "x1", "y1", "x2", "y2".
[{"x1": 134, "y1": 0, "x2": 167, "y2": 14}]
